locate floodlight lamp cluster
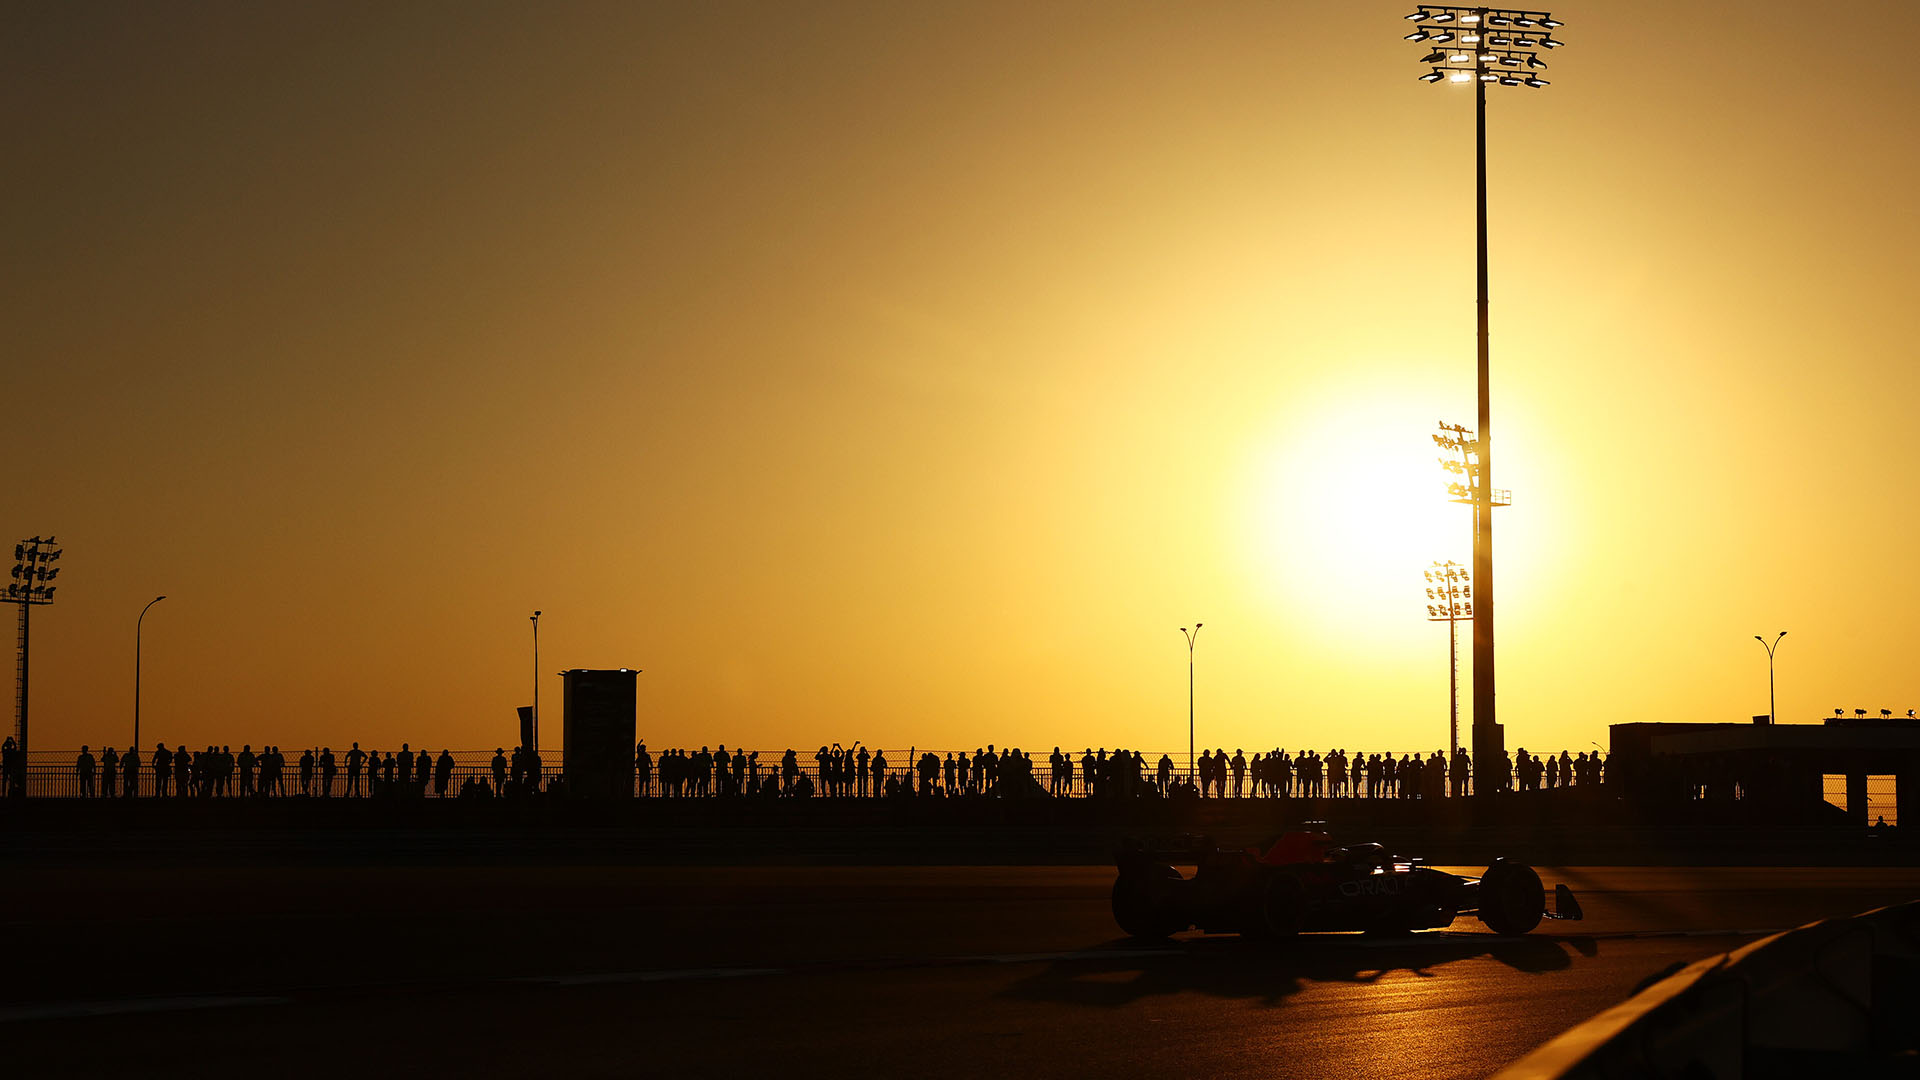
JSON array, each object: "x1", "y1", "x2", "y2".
[
  {"x1": 8, "y1": 535, "x2": 62, "y2": 605},
  {"x1": 1834, "y1": 707, "x2": 1916, "y2": 720},
  {"x1": 1405, "y1": 7, "x2": 1562, "y2": 87},
  {"x1": 1424, "y1": 560, "x2": 1472, "y2": 621},
  {"x1": 1434, "y1": 422, "x2": 1511, "y2": 506},
  {"x1": 1431, "y1": 426, "x2": 1479, "y2": 455}
]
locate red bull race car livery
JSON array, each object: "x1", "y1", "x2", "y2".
[{"x1": 1111, "y1": 830, "x2": 1582, "y2": 939}]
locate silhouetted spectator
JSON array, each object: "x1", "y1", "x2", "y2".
[
  {"x1": 345, "y1": 743, "x2": 366, "y2": 796},
  {"x1": 299, "y1": 748, "x2": 315, "y2": 796},
  {"x1": 101, "y1": 746, "x2": 119, "y2": 799},
  {"x1": 435, "y1": 750, "x2": 453, "y2": 796},
  {"x1": 491, "y1": 748, "x2": 508, "y2": 794},
  {"x1": 121, "y1": 745, "x2": 139, "y2": 798},
  {"x1": 320, "y1": 747, "x2": 336, "y2": 796},
  {"x1": 149, "y1": 743, "x2": 169, "y2": 797},
  {"x1": 75, "y1": 746, "x2": 96, "y2": 798}
]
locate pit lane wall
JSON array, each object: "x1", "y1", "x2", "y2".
[{"x1": 1494, "y1": 899, "x2": 1920, "y2": 1079}]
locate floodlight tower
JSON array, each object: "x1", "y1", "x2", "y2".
[
  {"x1": 7, "y1": 536, "x2": 64, "y2": 759},
  {"x1": 1404, "y1": 7, "x2": 1564, "y2": 781},
  {"x1": 1423, "y1": 560, "x2": 1472, "y2": 757}
]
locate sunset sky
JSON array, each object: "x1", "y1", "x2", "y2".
[{"x1": 6, "y1": 1, "x2": 1917, "y2": 758}]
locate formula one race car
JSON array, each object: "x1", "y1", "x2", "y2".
[{"x1": 1111, "y1": 831, "x2": 1582, "y2": 939}]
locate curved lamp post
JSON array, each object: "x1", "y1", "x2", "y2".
[
  {"x1": 530, "y1": 611, "x2": 542, "y2": 752},
  {"x1": 1754, "y1": 631, "x2": 1786, "y2": 725},
  {"x1": 135, "y1": 595, "x2": 166, "y2": 754},
  {"x1": 1179, "y1": 624, "x2": 1202, "y2": 780}
]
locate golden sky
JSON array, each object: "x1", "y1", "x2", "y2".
[{"x1": 6, "y1": 1, "x2": 1917, "y2": 757}]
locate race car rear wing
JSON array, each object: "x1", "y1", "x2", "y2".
[{"x1": 1544, "y1": 883, "x2": 1584, "y2": 921}]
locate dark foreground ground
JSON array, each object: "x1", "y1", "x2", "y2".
[{"x1": 5, "y1": 845, "x2": 1917, "y2": 1079}]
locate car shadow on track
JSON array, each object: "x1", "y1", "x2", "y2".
[{"x1": 998, "y1": 931, "x2": 1599, "y2": 1009}]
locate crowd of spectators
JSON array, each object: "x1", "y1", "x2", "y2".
[
  {"x1": 12, "y1": 735, "x2": 1606, "y2": 801},
  {"x1": 52, "y1": 741, "x2": 552, "y2": 800},
  {"x1": 630, "y1": 742, "x2": 1607, "y2": 800}
]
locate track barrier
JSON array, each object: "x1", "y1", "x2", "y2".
[{"x1": 1494, "y1": 899, "x2": 1920, "y2": 1079}]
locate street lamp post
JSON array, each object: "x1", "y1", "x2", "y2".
[
  {"x1": 135, "y1": 595, "x2": 166, "y2": 754},
  {"x1": 1403, "y1": 7, "x2": 1565, "y2": 783},
  {"x1": 1179, "y1": 624, "x2": 1202, "y2": 781},
  {"x1": 530, "y1": 611, "x2": 542, "y2": 753},
  {"x1": 1754, "y1": 631, "x2": 1786, "y2": 725}
]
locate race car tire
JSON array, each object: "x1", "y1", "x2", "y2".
[
  {"x1": 1257, "y1": 869, "x2": 1307, "y2": 938},
  {"x1": 1112, "y1": 865, "x2": 1187, "y2": 939},
  {"x1": 1477, "y1": 861, "x2": 1544, "y2": 936}
]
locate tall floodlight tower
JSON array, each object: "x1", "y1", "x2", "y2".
[
  {"x1": 1423, "y1": 560, "x2": 1471, "y2": 757},
  {"x1": 1404, "y1": 7, "x2": 1564, "y2": 783},
  {"x1": 7, "y1": 536, "x2": 63, "y2": 758}
]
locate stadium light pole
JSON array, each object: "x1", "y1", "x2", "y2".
[
  {"x1": 1423, "y1": 562, "x2": 1470, "y2": 757},
  {"x1": 1754, "y1": 631, "x2": 1785, "y2": 725},
  {"x1": 1403, "y1": 6, "x2": 1564, "y2": 784},
  {"x1": 135, "y1": 595, "x2": 166, "y2": 753},
  {"x1": 7, "y1": 536, "x2": 62, "y2": 763},
  {"x1": 1179, "y1": 624, "x2": 1202, "y2": 781}
]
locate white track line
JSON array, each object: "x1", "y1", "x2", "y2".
[{"x1": 1410, "y1": 928, "x2": 1789, "y2": 944}]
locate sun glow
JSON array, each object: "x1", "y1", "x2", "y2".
[{"x1": 1241, "y1": 398, "x2": 1468, "y2": 638}]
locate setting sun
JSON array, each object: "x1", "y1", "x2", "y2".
[{"x1": 1242, "y1": 393, "x2": 1470, "y2": 638}]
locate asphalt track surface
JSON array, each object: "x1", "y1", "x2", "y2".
[{"x1": 6, "y1": 864, "x2": 1919, "y2": 1078}]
